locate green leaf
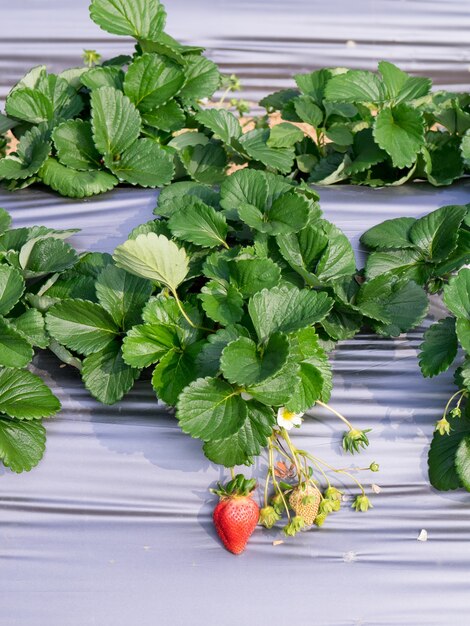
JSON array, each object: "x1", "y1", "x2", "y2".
[
  {"x1": 105, "y1": 138, "x2": 174, "y2": 187},
  {"x1": 461, "y1": 129, "x2": 470, "y2": 166},
  {"x1": 6, "y1": 73, "x2": 83, "y2": 124},
  {"x1": 267, "y1": 122, "x2": 304, "y2": 148},
  {"x1": 196, "y1": 325, "x2": 250, "y2": 377},
  {"x1": 96, "y1": 264, "x2": 152, "y2": 330},
  {"x1": 142, "y1": 100, "x2": 186, "y2": 132},
  {"x1": 196, "y1": 109, "x2": 242, "y2": 145},
  {"x1": 151, "y1": 342, "x2": 203, "y2": 405},
  {"x1": 410, "y1": 205, "x2": 467, "y2": 262},
  {"x1": 52, "y1": 120, "x2": 101, "y2": 171},
  {"x1": 325, "y1": 70, "x2": 386, "y2": 103},
  {"x1": 19, "y1": 237, "x2": 78, "y2": 277},
  {"x1": 81, "y1": 66, "x2": 124, "y2": 91},
  {"x1": 419, "y1": 317, "x2": 458, "y2": 378},
  {"x1": 286, "y1": 327, "x2": 332, "y2": 410},
  {"x1": 199, "y1": 280, "x2": 244, "y2": 325},
  {"x1": 248, "y1": 285, "x2": 333, "y2": 342},
  {"x1": 168, "y1": 198, "x2": 228, "y2": 248},
  {"x1": 46, "y1": 299, "x2": 119, "y2": 356},
  {"x1": 203, "y1": 402, "x2": 275, "y2": 467},
  {"x1": 238, "y1": 129, "x2": 295, "y2": 174},
  {"x1": 91, "y1": 87, "x2": 141, "y2": 157},
  {"x1": 0, "y1": 208, "x2": 12, "y2": 235},
  {"x1": 295, "y1": 69, "x2": 332, "y2": 103},
  {"x1": 9, "y1": 309, "x2": 48, "y2": 349},
  {"x1": 373, "y1": 104, "x2": 425, "y2": 169},
  {"x1": 39, "y1": 158, "x2": 118, "y2": 198},
  {"x1": 315, "y1": 221, "x2": 356, "y2": 282},
  {"x1": 229, "y1": 258, "x2": 281, "y2": 297},
  {"x1": 90, "y1": 0, "x2": 166, "y2": 41},
  {"x1": 325, "y1": 125, "x2": 353, "y2": 146},
  {"x1": 82, "y1": 342, "x2": 139, "y2": 405},
  {"x1": 456, "y1": 436, "x2": 470, "y2": 491},
  {"x1": 277, "y1": 226, "x2": 327, "y2": 287},
  {"x1": 239, "y1": 193, "x2": 309, "y2": 235},
  {"x1": 443, "y1": 268, "x2": 470, "y2": 320},
  {"x1": 220, "y1": 169, "x2": 268, "y2": 216},
  {"x1": 122, "y1": 323, "x2": 178, "y2": 368},
  {"x1": 422, "y1": 134, "x2": 464, "y2": 187},
  {"x1": 177, "y1": 377, "x2": 246, "y2": 440},
  {"x1": 364, "y1": 248, "x2": 429, "y2": 283},
  {"x1": 178, "y1": 55, "x2": 220, "y2": 103},
  {"x1": 0, "y1": 418, "x2": 46, "y2": 473},
  {"x1": 294, "y1": 96, "x2": 323, "y2": 126},
  {"x1": 180, "y1": 143, "x2": 227, "y2": 185},
  {"x1": 113, "y1": 233, "x2": 189, "y2": 290},
  {"x1": 456, "y1": 318, "x2": 470, "y2": 354},
  {"x1": 357, "y1": 275, "x2": 428, "y2": 336},
  {"x1": 0, "y1": 320, "x2": 33, "y2": 368},
  {"x1": 124, "y1": 53, "x2": 185, "y2": 112},
  {"x1": 260, "y1": 88, "x2": 300, "y2": 111},
  {"x1": 0, "y1": 368, "x2": 61, "y2": 419},
  {"x1": 220, "y1": 332, "x2": 289, "y2": 386},
  {"x1": 142, "y1": 294, "x2": 201, "y2": 345},
  {"x1": 345, "y1": 128, "x2": 387, "y2": 176},
  {"x1": 360, "y1": 216, "x2": 416, "y2": 249},
  {"x1": 309, "y1": 152, "x2": 351, "y2": 185},
  {"x1": 0, "y1": 265, "x2": 24, "y2": 315},
  {"x1": 245, "y1": 363, "x2": 299, "y2": 406},
  {"x1": 277, "y1": 221, "x2": 355, "y2": 286},
  {"x1": 0, "y1": 125, "x2": 51, "y2": 181},
  {"x1": 0, "y1": 113, "x2": 19, "y2": 135},
  {"x1": 428, "y1": 410, "x2": 470, "y2": 491}
]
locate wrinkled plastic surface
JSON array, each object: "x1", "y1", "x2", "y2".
[
  {"x1": 1, "y1": 181, "x2": 470, "y2": 626},
  {"x1": 2, "y1": 1, "x2": 470, "y2": 624}
]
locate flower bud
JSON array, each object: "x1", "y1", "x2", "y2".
[
  {"x1": 314, "y1": 512, "x2": 329, "y2": 527},
  {"x1": 283, "y1": 516, "x2": 305, "y2": 537},
  {"x1": 352, "y1": 494, "x2": 373, "y2": 512},
  {"x1": 259, "y1": 506, "x2": 280, "y2": 529},
  {"x1": 369, "y1": 462, "x2": 380, "y2": 472},
  {"x1": 270, "y1": 493, "x2": 284, "y2": 515},
  {"x1": 435, "y1": 417, "x2": 451, "y2": 436},
  {"x1": 324, "y1": 486, "x2": 342, "y2": 501},
  {"x1": 319, "y1": 498, "x2": 335, "y2": 514},
  {"x1": 343, "y1": 428, "x2": 371, "y2": 454}
]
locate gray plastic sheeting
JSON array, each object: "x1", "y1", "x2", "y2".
[
  {"x1": 2, "y1": 0, "x2": 470, "y2": 624},
  {"x1": 1, "y1": 182, "x2": 470, "y2": 626}
]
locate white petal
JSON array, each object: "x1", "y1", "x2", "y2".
[
  {"x1": 291, "y1": 416, "x2": 303, "y2": 426},
  {"x1": 417, "y1": 529, "x2": 428, "y2": 542},
  {"x1": 277, "y1": 416, "x2": 293, "y2": 430}
]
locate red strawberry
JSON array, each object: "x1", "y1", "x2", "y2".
[{"x1": 212, "y1": 474, "x2": 259, "y2": 554}]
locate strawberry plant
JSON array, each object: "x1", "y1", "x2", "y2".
[
  {"x1": 0, "y1": 208, "x2": 84, "y2": 472},
  {"x1": 0, "y1": 0, "x2": 222, "y2": 197},
  {"x1": 32, "y1": 168, "x2": 430, "y2": 544},
  {"x1": 258, "y1": 62, "x2": 470, "y2": 186},
  {"x1": 361, "y1": 204, "x2": 470, "y2": 494}
]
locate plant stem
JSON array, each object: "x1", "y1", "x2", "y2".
[
  {"x1": 443, "y1": 388, "x2": 466, "y2": 418},
  {"x1": 269, "y1": 436, "x2": 291, "y2": 521},
  {"x1": 316, "y1": 400, "x2": 354, "y2": 430},
  {"x1": 297, "y1": 449, "x2": 366, "y2": 495},
  {"x1": 171, "y1": 289, "x2": 214, "y2": 333},
  {"x1": 280, "y1": 429, "x2": 303, "y2": 484}
]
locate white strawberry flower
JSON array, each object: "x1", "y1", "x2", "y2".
[{"x1": 277, "y1": 407, "x2": 303, "y2": 430}]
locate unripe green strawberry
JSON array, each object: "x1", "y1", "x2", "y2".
[
  {"x1": 314, "y1": 511, "x2": 329, "y2": 527},
  {"x1": 288, "y1": 484, "x2": 321, "y2": 526}
]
